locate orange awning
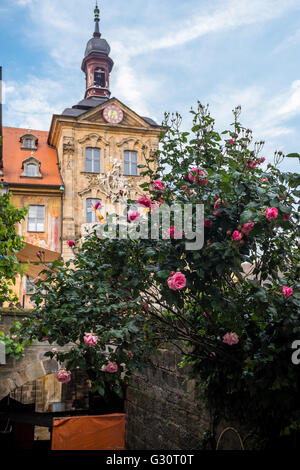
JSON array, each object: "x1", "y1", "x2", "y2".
[{"x1": 51, "y1": 414, "x2": 126, "y2": 451}]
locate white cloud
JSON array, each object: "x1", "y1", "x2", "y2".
[
  {"x1": 3, "y1": 0, "x2": 300, "y2": 174},
  {"x1": 204, "y1": 81, "x2": 300, "y2": 172},
  {"x1": 4, "y1": 78, "x2": 69, "y2": 130},
  {"x1": 12, "y1": 0, "x2": 300, "y2": 118},
  {"x1": 15, "y1": 0, "x2": 32, "y2": 5},
  {"x1": 123, "y1": 0, "x2": 300, "y2": 56},
  {"x1": 273, "y1": 28, "x2": 300, "y2": 53}
]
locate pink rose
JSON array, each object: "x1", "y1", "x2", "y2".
[
  {"x1": 94, "y1": 202, "x2": 102, "y2": 210},
  {"x1": 84, "y1": 331, "x2": 98, "y2": 346},
  {"x1": 265, "y1": 207, "x2": 278, "y2": 221},
  {"x1": 283, "y1": 213, "x2": 290, "y2": 221},
  {"x1": 214, "y1": 199, "x2": 221, "y2": 209},
  {"x1": 241, "y1": 222, "x2": 254, "y2": 235},
  {"x1": 282, "y1": 286, "x2": 293, "y2": 297},
  {"x1": 166, "y1": 226, "x2": 184, "y2": 239},
  {"x1": 167, "y1": 272, "x2": 187, "y2": 291},
  {"x1": 204, "y1": 219, "x2": 212, "y2": 228},
  {"x1": 232, "y1": 230, "x2": 243, "y2": 241},
  {"x1": 105, "y1": 362, "x2": 118, "y2": 373},
  {"x1": 261, "y1": 177, "x2": 268, "y2": 182},
  {"x1": 124, "y1": 350, "x2": 134, "y2": 359},
  {"x1": 227, "y1": 139, "x2": 235, "y2": 145},
  {"x1": 223, "y1": 332, "x2": 239, "y2": 345},
  {"x1": 248, "y1": 160, "x2": 258, "y2": 168},
  {"x1": 260, "y1": 157, "x2": 266, "y2": 163},
  {"x1": 152, "y1": 179, "x2": 166, "y2": 191},
  {"x1": 138, "y1": 195, "x2": 152, "y2": 208},
  {"x1": 55, "y1": 369, "x2": 71, "y2": 383},
  {"x1": 67, "y1": 240, "x2": 75, "y2": 247},
  {"x1": 127, "y1": 210, "x2": 140, "y2": 222},
  {"x1": 188, "y1": 168, "x2": 208, "y2": 185}
]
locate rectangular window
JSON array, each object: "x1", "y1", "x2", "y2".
[
  {"x1": 124, "y1": 151, "x2": 138, "y2": 176},
  {"x1": 28, "y1": 205, "x2": 45, "y2": 232},
  {"x1": 26, "y1": 164, "x2": 37, "y2": 177},
  {"x1": 86, "y1": 198, "x2": 101, "y2": 223},
  {"x1": 26, "y1": 276, "x2": 36, "y2": 295},
  {"x1": 85, "y1": 148, "x2": 100, "y2": 173}
]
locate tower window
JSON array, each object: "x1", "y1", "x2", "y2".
[
  {"x1": 86, "y1": 198, "x2": 101, "y2": 223},
  {"x1": 85, "y1": 147, "x2": 100, "y2": 173},
  {"x1": 124, "y1": 151, "x2": 138, "y2": 176},
  {"x1": 28, "y1": 205, "x2": 45, "y2": 232},
  {"x1": 94, "y1": 67, "x2": 105, "y2": 88}
]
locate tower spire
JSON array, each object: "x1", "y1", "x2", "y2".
[
  {"x1": 94, "y1": 2, "x2": 101, "y2": 38},
  {"x1": 82, "y1": 2, "x2": 114, "y2": 100}
]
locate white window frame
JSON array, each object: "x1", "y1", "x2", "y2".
[
  {"x1": 28, "y1": 205, "x2": 45, "y2": 232},
  {"x1": 26, "y1": 163, "x2": 38, "y2": 177},
  {"x1": 124, "y1": 150, "x2": 138, "y2": 176},
  {"x1": 86, "y1": 198, "x2": 101, "y2": 223},
  {"x1": 85, "y1": 147, "x2": 100, "y2": 173}
]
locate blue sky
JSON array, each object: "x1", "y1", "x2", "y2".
[{"x1": 1, "y1": 0, "x2": 300, "y2": 172}]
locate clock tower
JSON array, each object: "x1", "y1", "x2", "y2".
[
  {"x1": 48, "y1": 3, "x2": 163, "y2": 261},
  {"x1": 81, "y1": 2, "x2": 114, "y2": 100}
]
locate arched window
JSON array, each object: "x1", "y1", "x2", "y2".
[
  {"x1": 85, "y1": 147, "x2": 100, "y2": 173},
  {"x1": 94, "y1": 67, "x2": 106, "y2": 88},
  {"x1": 86, "y1": 198, "x2": 101, "y2": 223}
]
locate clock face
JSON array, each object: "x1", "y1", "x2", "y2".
[{"x1": 103, "y1": 105, "x2": 124, "y2": 124}]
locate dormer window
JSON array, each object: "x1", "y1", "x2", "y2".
[
  {"x1": 21, "y1": 154, "x2": 42, "y2": 178},
  {"x1": 20, "y1": 133, "x2": 38, "y2": 150},
  {"x1": 26, "y1": 164, "x2": 38, "y2": 177}
]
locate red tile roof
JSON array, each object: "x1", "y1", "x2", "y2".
[{"x1": 2, "y1": 126, "x2": 62, "y2": 186}]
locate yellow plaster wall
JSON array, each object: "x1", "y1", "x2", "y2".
[{"x1": 54, "y1": 102, "x2": 161, "y2": 260}]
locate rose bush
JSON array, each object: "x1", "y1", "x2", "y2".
[
  {"x1": 21, "y1": 104, "x2": 300, "y2": 448},
  {"x1": 0, "y1": 188, "x2": 28, "y2": 304}
]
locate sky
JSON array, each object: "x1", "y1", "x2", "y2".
[{"x1": 1, "y1": 0, "x2": 300, "y2": 172}]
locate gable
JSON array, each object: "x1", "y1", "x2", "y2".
[{"x1": 77, "y1": 98, "x2": 153, "y2": 129}]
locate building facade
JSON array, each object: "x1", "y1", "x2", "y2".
[
  {"x1": 48, "y1": 3, "x2": 162, "y2": 260},
  {"x1": 2, "y1": 127, "x2": 62, "y2": 307},
  {"x1": 1, "y1": 4, "x2": 162, "y2": 298}
]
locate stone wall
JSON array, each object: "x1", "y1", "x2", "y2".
[
  {"x1": 125, "y1": 347, "x2": 246, "y2": 450},
  {"x1": 125, "y1": 347, "x2": 212, "y2": 450}
]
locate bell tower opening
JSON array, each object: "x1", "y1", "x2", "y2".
[{"x1": 94, "y1": 67, "x2": 106, "y2": 88}]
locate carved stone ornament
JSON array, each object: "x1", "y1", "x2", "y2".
[
  {"x1": 98, "y1": 157, "x2": 131, "y2": 202},
  {"x1": 78, "y1": 157, "x2": 132, "y2": 202},
  {"x1": 63, "y1": 136, "x2": 75, "y2": 154}
]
